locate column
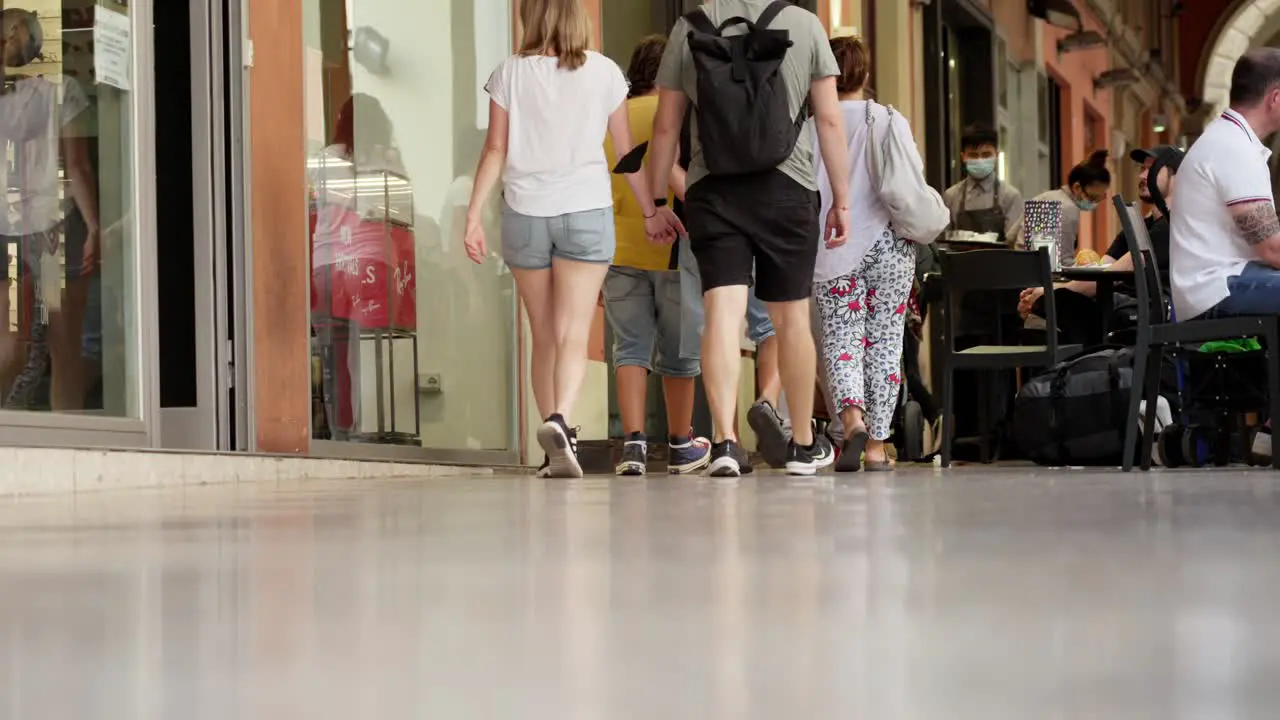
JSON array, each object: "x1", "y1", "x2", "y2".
[{"x1": 247, "y1": 0, "x2": 311, "y2": 453}]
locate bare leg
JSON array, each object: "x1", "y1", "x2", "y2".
[
  {"x1": 616, "y1": 366, "x2": 648, "y2": 435},
  {"x1": 839, "y1": 406, "x2": 866, "y2": 441},
  {"x1": 755, "y1": 335, "x2": 781, "y2": 406},
  {"x1": 511, "y1": 267, "x2": 555, "y2": 420},
  {"x1": 702, "y1": 285, "x2": 749, "y2": 442},
  {"x1": 550, "y1": 257, "x2": 609, "y2": 421},
  {"x1": 766, "y1": 298, "x2": 817, "y2": 447},
  {"x1": 865, "y1": 438, "x2": 890, "y2": 464},
  {"x1": 49, "y1": 277, "x2": 90, "y2": 412},
  {"x1": 662, "y1": 375, "x2": 696, "y2": 435}
]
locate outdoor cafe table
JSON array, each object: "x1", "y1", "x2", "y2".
[{"x1": 1055, "y1": 266, "x2": 1137, "y2": 339}]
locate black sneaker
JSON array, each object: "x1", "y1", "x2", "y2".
[
  {"x1": 616, "y1": 432, "x2": 648, "y2": 476},
  {"x1": 747, "y1": 399, "x2": 789, "y2": 469},
  {"x1": 835, "y1": 429, "x2": 869, "y2": 473},
  {"x1": 535, "y1": 454, "x2": 551, "y2": 478},
  {"x1": 537, "y1": 414, "x2": 582, "y2": 478},
  {"x1": 786, "y1": 434, "x2": 836, "y2": 476},
  {"x1": 708, "y1": 439, "x2": 752, "y2": 477}
]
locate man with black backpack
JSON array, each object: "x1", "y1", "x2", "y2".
[{"x1": 648, "y1": 0, "x2": 851, "y2": 477}]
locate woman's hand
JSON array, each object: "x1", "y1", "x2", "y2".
[
  {"x1": 80, "y1": 227, "x2": 100, "y2": 276},
  {"x1": 1017, "y1": 287, "x2": 1044, "y2": 319},
  {"x1": 644, "y1": 206, "x2": 684, "y2": 245},
  {"x1": 463, "y1": 214, "x2": 487, "y2": 264},
  {"x1": 825, "y1": 206, "x2": 850, "y2": 249}
]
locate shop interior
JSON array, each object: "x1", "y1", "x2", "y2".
[{"x1": 304, "y1": 0, "x2": 519, "y2": 457}]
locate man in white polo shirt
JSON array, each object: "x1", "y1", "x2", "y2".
[{"x1": 1172, "y1": 49, "x2": 1280, "y2": 321}]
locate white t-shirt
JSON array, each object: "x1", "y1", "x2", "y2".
[
  {"x1": 0, "y1": 76, "x2": 91, "y2": 235},
  {"x1": 809, "y1": 101, "x2": 902, "y2": 283},
  {"x1": 485, "y1": 52, "x2": 629, "y2": 218},
  {"x1": 1170, "y1": 108, "x2": 1274, "y2": 320}
]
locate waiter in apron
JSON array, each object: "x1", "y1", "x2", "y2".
[
  {"x1": 934, "y1": 124, "x2": 1027, "y2": 459},
  {"x1": 942, "y1": 124, "x2": 1025, "y2": 246}
]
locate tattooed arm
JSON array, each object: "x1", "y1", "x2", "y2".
[{"x1": 1231, "y1": 201, "x2": 1280, "y2": 267}]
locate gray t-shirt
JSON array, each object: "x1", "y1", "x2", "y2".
[{"x1": 656, "y1": 0, "x2": 839, "y2": 191}]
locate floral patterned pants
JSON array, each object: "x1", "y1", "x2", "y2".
[{"x1": 814, "y1": 229, "x2": 916, "y2": 441}]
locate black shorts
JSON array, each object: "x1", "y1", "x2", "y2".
[{"x1": 684, "y1": 169, "x2": 820, "y2": 303}]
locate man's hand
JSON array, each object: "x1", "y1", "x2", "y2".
[{"x1": 825, "y1": 205, "x2": 849, "y2": 249}]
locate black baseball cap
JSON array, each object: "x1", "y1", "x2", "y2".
[{"x1": 1129, "y1": 144, "x2": 1184, "y2": 172}]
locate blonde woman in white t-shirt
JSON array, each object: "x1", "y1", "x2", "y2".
[
  {"x1": 810, "y1": 36, "x2": 920, "y2": 472},
  {"x1": 463, "y1": 0, "x2": 683, "y2": 478}
]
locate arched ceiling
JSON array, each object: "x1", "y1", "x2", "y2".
[{"x1": 1202, "y1": 0, "x2": 1280, "y2": 117}]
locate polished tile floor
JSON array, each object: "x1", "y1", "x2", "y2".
[{"x1": 0, "y1": 466, "x2": 1278, "y2": 718}]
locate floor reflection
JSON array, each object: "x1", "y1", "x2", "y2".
[{"x1": 0, "y1": 469, "x2": 1274, "y2": 717}]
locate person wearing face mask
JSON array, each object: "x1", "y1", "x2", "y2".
[
  {"x1": 942, "y1": 124, "x2": 1024, "y2": 247},
  {"x1": 1018, "y1": 145, "x2": 1182, "y2": 346},
  {"x1": 1029, "y1": 149, "x2": 1113, "y2": 268}
]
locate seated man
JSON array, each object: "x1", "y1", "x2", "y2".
[
  {"x1": 1018, "y1": 145, "x2": 1182, "y2": 345},
  {"x1": 1172, "y1": 50, "x2": 1280, "y2": 321},
  {"x1": 1171, "y1": 49, "x2": 1280, "y2": 460}
]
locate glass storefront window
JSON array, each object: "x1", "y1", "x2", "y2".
[
  {"x1": 0, "y1": 1, "x2": 138, "y2": 418},
  {"x1": 303, "y1": 0, "x2": 518, "y2": 451}
]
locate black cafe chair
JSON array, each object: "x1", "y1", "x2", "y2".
[
  {"x1": 938, "y1": 247, "x2": 1083, "y2": 467},
  {"x1": 1115, "y1": 196, "x2": 1280, "y2": 471}
]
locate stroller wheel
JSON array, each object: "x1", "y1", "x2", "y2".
[
  {"x1": 900, "y1": 401, "x2": 924, "y2": 462},
  {"x1": 1180, "y1": 424, "x2": 1212, "y2": 469}
]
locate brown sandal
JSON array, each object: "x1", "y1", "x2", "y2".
[{"x1": 863, "y1": 456, "x2": 895, "y2": 472}]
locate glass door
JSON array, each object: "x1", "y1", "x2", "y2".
[{"x1": 0, "y1": 0, "x2": 152, "y2": 447}]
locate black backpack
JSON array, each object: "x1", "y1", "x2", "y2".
[
  {"x1": 1012, "y1": 347, "x2": 1135, "y2": 466},
  {"x1": 684, "y1": 0, "x2": 803, "y2": 177}
]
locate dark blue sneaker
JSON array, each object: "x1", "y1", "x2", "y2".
[
  {"x1": 667, "y1": 433, "x2": 711, "y2": 475},
  {"x1": 616, "y1": 432, "x2": 648, "y2": 476}
]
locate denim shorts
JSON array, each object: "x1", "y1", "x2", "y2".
[
  {"x1": 603, "y1": 266, "x2": 699, "y2": 378},
  {"x1": 677, "y1": 236, "x2": 776, "y2": 361},
  {"x1": 500, "y1": 200, "x2": 615, "y2": 270},
  {"x1": 1203, "y1": 262, "x2": 1280, "y2": 319}
]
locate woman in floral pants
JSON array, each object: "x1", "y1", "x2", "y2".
[
  {"x1": 810, "y1": 36, "x2": 924, "y2": 471},
  {"x1": 814, "y1": 229, "x2": 916, "y2": 470}
]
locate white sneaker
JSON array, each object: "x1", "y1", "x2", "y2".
[
  {"x1": 537, "y1": 418, "x2": 582, "y2": 479},
  {"x1": 1253, "y1": 427, "x2": 1272, "y2": 462},
  {"x1": 1138, "y1": 397, "x2": 1174, "y2": 467}
]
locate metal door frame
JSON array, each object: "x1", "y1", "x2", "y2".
[{"x1": 158, "y1": 0, "x2": 221, "y2": 450}]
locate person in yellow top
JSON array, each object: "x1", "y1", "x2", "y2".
[{"x1": 602, "y1": 35, "x2": 710, "y2": 477}]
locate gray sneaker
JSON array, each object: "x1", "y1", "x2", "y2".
[{"x1": 747, "y1": 399, "x2": 788, "y2": 469}]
